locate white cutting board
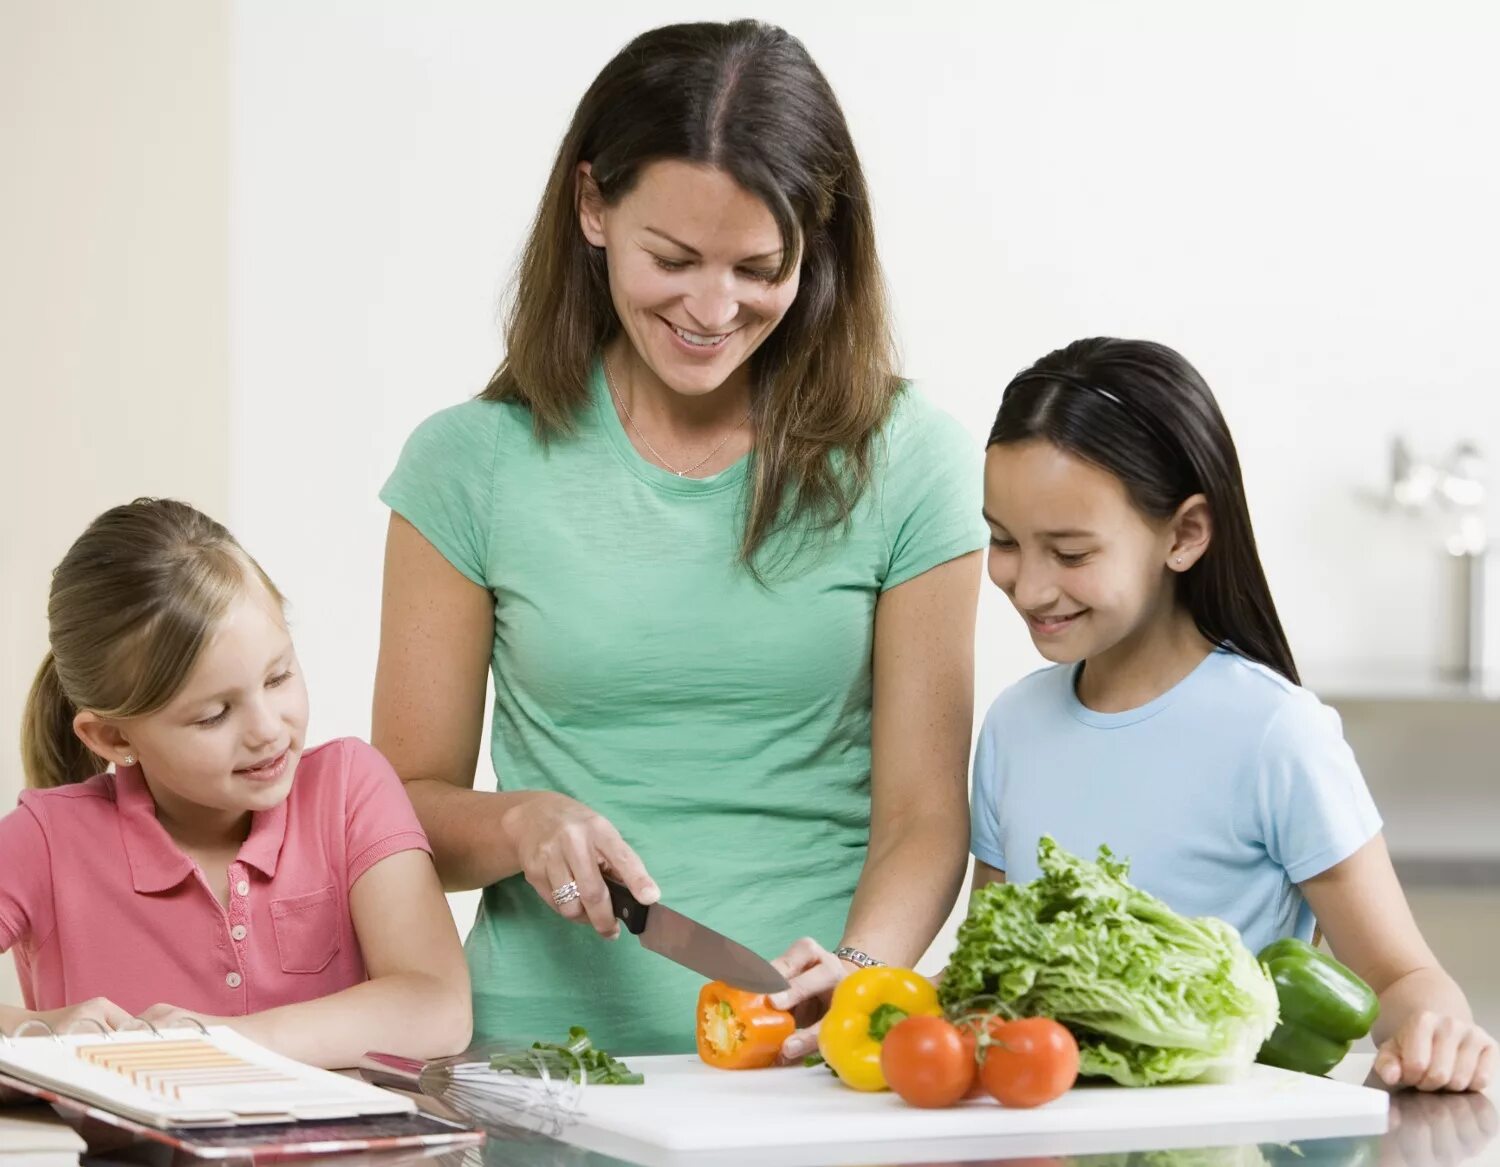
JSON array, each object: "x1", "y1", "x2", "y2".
[{"x1": 555, "y1": 1055, "x2": 1389, "y2": 1167}]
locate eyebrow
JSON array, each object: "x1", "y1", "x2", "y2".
[
  {"x1": 643, "y1": 227, "x2": 782, "y2": 264},
  {"x1": 981, "y1": 511, "x2": 1096, "y2": 539},
  {"x1": 184, "y1": 643, "x2": 293, "y2": 708}
]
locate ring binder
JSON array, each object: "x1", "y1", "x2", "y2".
[
  {"x1": 11, "y1": 1019, "x2": 62, "y2": 1043},
  {"x1": 0, "y1": 1022, "x2": 415, "y2": 1129},
  {"x1": 63, "y1": 1019, "x2": 111, "y2": 1040},
  {"x1": 0, "y1": 1020, "x2": 486, "y2": 1159},
  {"x1": 113, "y1": 1018, "x2": 162, "y2": 1039},
  {"x1": 0, "y1": 1012, "x2": 215, "y2": 1043}
]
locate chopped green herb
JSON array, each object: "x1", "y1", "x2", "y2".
[{"x1": 490, "y1": 1026, "x2": 644, "y2": 1085}]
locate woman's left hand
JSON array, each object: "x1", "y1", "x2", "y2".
[
  {"x1": 1373, "y1": 1012, "x2": 1497, "y2": 1092},
  {"x1": 767, "y1": 937, "x2": 851, "y2": 1063}
]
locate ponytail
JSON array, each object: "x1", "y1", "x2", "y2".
[
  {"x1": 23, "y1": 498, "x2": 288, "y2": 791},
  {"x1": 21, "y1": 651, "x2": 108, "y2": 789}
]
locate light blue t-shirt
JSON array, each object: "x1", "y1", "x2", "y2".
[{"x1": 970, "y1": 648, "x2": 1382, "y2": 955}]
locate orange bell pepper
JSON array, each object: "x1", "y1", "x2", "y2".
[{"x1": 696, "y1": 981, "x2": 795, "y2": 1070}]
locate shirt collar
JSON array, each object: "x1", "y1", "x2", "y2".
[
  {"x1": 115, "y1": 764, "x2": 289, "y2": 891},
  {"x1": 236, "y1": 798, "x2": 289, "y2": 878}
]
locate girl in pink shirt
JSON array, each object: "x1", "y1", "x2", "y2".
[{"x1": 0, "y1": 498, "x2": 471, "y2": 1068}]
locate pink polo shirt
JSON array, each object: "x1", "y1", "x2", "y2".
[{"x1": 0, "y1": 737, "x2": 431, "y2": 1016}]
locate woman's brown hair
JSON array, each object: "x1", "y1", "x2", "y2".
[
  {"x1": 484, "y1": 19, "x2": 901, "y2": 567},
  {"x1": 21, "y1": 498, "x2": 285, "y2": 788}
]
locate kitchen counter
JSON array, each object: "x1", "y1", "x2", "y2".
[
  {"x1": 1307, "y1": 667, "x2": 1500, "y2": 705},
  {"x1": 24, "y1": 1056, "x2": 1494, "y2": 1167}
]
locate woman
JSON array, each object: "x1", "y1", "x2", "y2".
[{"x1": 374, "y1": 19, "x2": 983, "y2": 1054}]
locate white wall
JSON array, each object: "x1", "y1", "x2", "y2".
[
  {"x1": 230, "y1": 0, "x2": 1500, "y2": 746},
  {"x1": 0, "y1": 0, "x2": 230, "y2": 1005},
  {"x1": 3, "y1": 0, "x2": 1495, "y2": 1010},
  {"x1": 3, "y1": 0, "x2": 1492, "y2": 1014},
  {"x1": 228, "y1": 0, "x2": 1500, "y2": 956}
]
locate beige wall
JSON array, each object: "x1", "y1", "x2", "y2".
[{"x1": 0, "y1": 1, "x2": 229, "y2": 1007}]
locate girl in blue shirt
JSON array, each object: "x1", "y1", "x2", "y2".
[{"x1": 774, "y1": 338, "x2": 1494, "y2": 1094}]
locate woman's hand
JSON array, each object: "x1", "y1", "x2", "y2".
[
  {"x1": 502, "y1": 791, "x2": 659, "y2": 937},
  {"x1": 767, "y1": 937, "x2": 852, "y2": 1062},
  {"x1": 1373, "y1": 1012, "x2": 1497, "y2": 1093}
]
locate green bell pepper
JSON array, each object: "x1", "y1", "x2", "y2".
[{"x1": 1255, "y1": 937, "x2": 1379, "y2": 1077}]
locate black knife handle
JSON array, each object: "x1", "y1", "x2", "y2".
[{"x1": 604, "y1": 876, "x2": 650, "y2": 935}]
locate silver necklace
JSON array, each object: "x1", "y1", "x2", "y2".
[{"x1": 603, "y1": 354, "x2": 751, "y2": 478}]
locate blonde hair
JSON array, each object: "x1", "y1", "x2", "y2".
[{"x1": 21, "y1": 498, "x2": 286, "y2": 789}]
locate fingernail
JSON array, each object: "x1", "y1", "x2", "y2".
[
  {"x1": 768, "y1": 994, "x2": 787, "y2": 1010},
  {"x1": 642, "y1": 884, "x2": 660, "y2": 903},
  {"x1": 784, "y1": 1038, "x2": 806, "y2": 1059}
]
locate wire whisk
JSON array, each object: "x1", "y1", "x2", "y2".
[{"x1": 360, "y1": 1043, "x2": 585, "y2": 1139}]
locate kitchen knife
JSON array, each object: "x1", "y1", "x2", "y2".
[{"x1": 604, "y1": 877, "x2": 790, "y2": 996}]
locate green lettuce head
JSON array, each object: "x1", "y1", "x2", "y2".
[{"x1": 940, "y1": 837, "x2": 1280, "y2": 1086}]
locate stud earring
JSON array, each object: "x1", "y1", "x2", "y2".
[
  {"x1": 122, "y1": 754, "x2": 135, "y2": 766},
  {"x1": 1174, "y1": 557, "x2": 1184, "y2": 566}
]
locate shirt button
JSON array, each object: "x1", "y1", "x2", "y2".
[
  {"x1": 225, "y1": 971, "x2": 242, "y2": 988},
  {"x1": 235, "y1": 880, "x2": 249, "y2": 897},
  {"x1": 230, "y1": 925, "x2": 247, "y2": 941}
]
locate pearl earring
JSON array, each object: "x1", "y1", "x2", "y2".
[{"x1": 1174, "y1": 557, "x2": 1184, "y2": 566}]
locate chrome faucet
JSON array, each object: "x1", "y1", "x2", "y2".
[{"x1": 1384, "y1": 437, "x2": 1488, "y2": 682}]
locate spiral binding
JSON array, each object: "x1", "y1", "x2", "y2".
[{"x1": 0, "y1": 1014, "x2": 210, "y2": 1043}]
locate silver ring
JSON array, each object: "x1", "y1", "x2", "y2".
[
  {"x1": 12, "y1": 1020, "x2": 62, "y2": 1043},
  {"x1": 551, "y1": 881, "x2": 581, "y2": 907},
  {"x1": 62, "y1": 1018, "x2": 114, "y2": 1040}
]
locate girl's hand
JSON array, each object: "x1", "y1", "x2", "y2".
[
  {"x1": 1383, "y1": 1086, "x2": 1499, "y2": 1166},
  {"x1": 500, "y1": 791, "x2": 659, "y2": 937},
  {"x1": 1373, "y1": 1011, "x2": 1497, "y2": 1093},
  {"x1": 135, "y1": 1003, "x2": 229, "y2": 1033},
  {"x1": 767, "y1": 937, "x2": 852, "y2": 1063},
  {"x1": 30, "y1": 998, "x2": 135, "y2": 1035}
]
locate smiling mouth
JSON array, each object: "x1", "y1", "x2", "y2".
[
  {"x1": 664, "y1": 318, "x2": 736, "y2": 348},
  {"x1": 234, "y1": 748, "x2": 288, "y2": 777},
  {"x1": 1028, "y1": 610, "x2": 1087, "y2": 632}
]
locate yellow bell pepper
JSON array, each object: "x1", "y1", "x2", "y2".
[{"x1": 818, "y1": 966, "x2": 941, "y2": 1092}]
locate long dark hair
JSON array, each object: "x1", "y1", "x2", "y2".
[
  {"x1": 988, "y1": 338, "x2": 1298, "y2": 685},
  {"x1": 484, "y1": 20, "x2": 901, "y2": 567}
]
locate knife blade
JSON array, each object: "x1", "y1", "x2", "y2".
[{"x1": 604, "y1": 877, "x2": 790, "y2": 995}]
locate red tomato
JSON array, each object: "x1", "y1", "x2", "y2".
[
  {"x1": 977, "y1": 1017, "x2": 1079, "y2": 1108},
  {"x1": 879, "y1": 1016, "x2": 975, "y2": 1109}
]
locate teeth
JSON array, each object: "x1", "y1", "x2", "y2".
[{"x1": 670, "y1": 323, "x2": 728, "y2": 347}]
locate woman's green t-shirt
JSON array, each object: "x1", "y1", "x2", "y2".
[{"x1": 380, "y1": 363, "x2": 984, "y2": 1053}]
